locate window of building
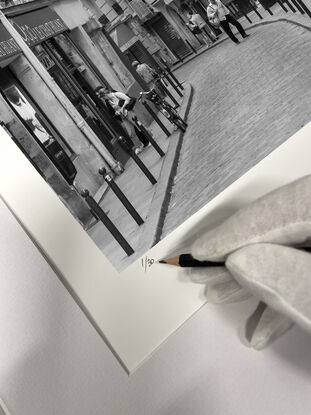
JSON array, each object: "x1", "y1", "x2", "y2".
[
  {"x1": 111, "y1": 2, "x2": 124, "y2": 15},
  {"x1": 99, "y1": 14, "x2": 110, "y2": 26}
]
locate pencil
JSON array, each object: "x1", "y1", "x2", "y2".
[
  {"x1": 159, "y1": 247, "x2": 311, "y2": 268},
  {"x1": 159, "y1": 253, "x2": 224, "y2": 268}
]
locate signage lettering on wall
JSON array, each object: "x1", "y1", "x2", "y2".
[
  {"x1": 11, "y1": 19, "x2": 67, "y2": 46},
  {"x1": 37, "y1": 50, "x2": 55, "y2": 71},
  {"x1": 0, "y1": 7, "x2": 67, "y2": 62},
  {"x1": 10, "y1": 7, "x2": 68, "y2": 48},
  {"x1": 0, "y1": 24, "x2": 21, "y2": 59},
  {"x1": 0, "y1": 38, "x2": 20, "y2": 57}
]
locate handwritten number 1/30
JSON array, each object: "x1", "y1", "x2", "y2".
[{"x1": 141, "y1": 256, "x2": 155, "y2": 273}]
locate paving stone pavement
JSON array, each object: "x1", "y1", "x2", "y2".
[
  {"x1": 160, "y1": 20, "x2": 311, "y2": 239},
  {"x1": 86, "y1": 89, "x2": 190, "y2": 271},
  {"x1": 87, "y1": 122, "x2": 170, "y2": 270},
  {"x1": 172, "y1": 3, "x2": 311, "y2": 71}
]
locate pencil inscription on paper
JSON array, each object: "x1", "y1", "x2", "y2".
[{"x1": 141, "y1": 256, "x2": 155, "y2": 273}]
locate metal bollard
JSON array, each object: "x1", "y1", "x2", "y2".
[
  {"x1": 247, "y1": 0, "x2": 263, "y2": 18},
  {"x1": 241, "y1": 9, "x2": 252, "y2": 22},
  {"x1": 162, "y1": 72, "x2": 183, "y2": 97},
  {"x1": 228, "y1": 3, "x2": 252, "y2": 22},
  {"x1": 99, "y1": 168, "x2": 144, "y2": 226},
  {"x1": 159, "y1": 80, "x2": 180, "y2": 109},
  {"x1": 118, "y1": 136, "x2": 157, "y2": 185},
  {"x1": 288, "y1": 0, "x2": 305, "y2": 13},
  {"x1": 258, "y1": 0, "x2": 274, "y2": 14},
  {"x1": 133, "y1": 117, "x2": 165, "y2": 158},
  {"x1": 295, "y1": 0, "x2": 311, "y2": 16},
  {"x1": 276, "y1": 0, "x2": 288, "y2": 12},
  {"x1": 81, "y1": 189, "x2": 134, "y2": 256},
  {"x1": 160, "y1": 59, "x2": 184, "y2": 91},
  {"x1": 142, "y1": 101, "x2": 171, "y2": 137},
  {"x1": 283, "y1": 0, "x2": 297, "y2": 11}
]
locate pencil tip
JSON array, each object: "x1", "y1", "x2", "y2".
[{"x1": 159, "y1": 260, "x2": 166, "y2": 264}]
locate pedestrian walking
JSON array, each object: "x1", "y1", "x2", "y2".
[
  {"x1": 186, "y1": 11, "x2": 217, "y2": 46},
  {"x1": 207, "y1": 0, "x2": 249, "y2": 44},
  {"x1": 95, "y1": 86, "x2": 150, "y2": 154},
  {"x1": 132, "y1": 61, "x2": 157, "y2": 85},
  {"x1": 132, "y1": 61, "x2": 166, "y2": 99}
]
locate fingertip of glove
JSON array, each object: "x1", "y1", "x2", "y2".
[{"x1": 240, "y1": 302, "x2": 294, "y2": 350}]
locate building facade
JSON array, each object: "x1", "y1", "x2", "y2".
[
  {"x1": 0, "y1": 0, "x2": 217, "y2": 229},
  {"x1": 0, "y1": 0, "x2": 145, "y2": 226},
  {"x1": 94, "y1": 0, "x2": 207, "y2": 68}
]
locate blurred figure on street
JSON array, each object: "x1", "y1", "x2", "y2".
[
  {"x1": 132, "y1": 61, "x2": 157, "y2": 85},
  {"x1": 132, "y1": 60, "x2": 166, "y2": 99},
  {"x1": 207, "y1": 0, "x2": 249, "y2": 44},
  {"x1": 186, "y1": 11, "x2": 217, "y2": 46},
  {"x1": 95, "y1": 85, "x2": 150, "y2": 154}
]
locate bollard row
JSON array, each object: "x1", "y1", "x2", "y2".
[
  {"x1": 132, "y1": 116, "x2": 165, "y2": 158},
  {"x1": 98, "y1": 167, "x2": 144, "y2": 226},
  {"x1": 142, "y1": 100, "x2": 171, "y2": 137},
  {"x1": 81, "y1": 189, "x2": 134, "y2": 256},
  {"x1": 160, "y1": 58, "x2": 184, "y2": 91},
  {"x1": 118, "y1": 136, "x2": 157, "y2": 185},
  {"x1": 236, "y1": 0, "x2": 311, "y2": 21}
]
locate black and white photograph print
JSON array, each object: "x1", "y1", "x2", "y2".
[{"x1": 0, "y1": 0, "x2": 310, "y2": 271}]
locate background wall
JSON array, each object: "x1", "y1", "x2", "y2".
[{"x1": 1, "y1": 196, "x2": 311, "y2": 415}]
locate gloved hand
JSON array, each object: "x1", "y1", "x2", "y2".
[{"x1": 188, "y1": 175, "x2": 311, "y2": 349}]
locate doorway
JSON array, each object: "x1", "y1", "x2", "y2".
[
  {"x1": 124, "y1": 40, "x2": 157, "y2": 67},
  {"x1": 0, "y1": 67, "x2": 77, "y2": 185},
  {"x1": 149, "y1": 14, "x2": 191, "y2": 60}
]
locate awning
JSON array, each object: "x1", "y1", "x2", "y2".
[{"x1": 109, "y1": 23, "x2": 137, "y2": 51}]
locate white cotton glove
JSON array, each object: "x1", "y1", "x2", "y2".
[
  {"x1": 188, "y1": 175, "x2": 311, "y2": 349},
  {"x1": 187, "y1": 266, "x2": 251, "y2": 304},
  {"x1": 227, "y1": 244, "x2": 311, "y2": 348}
]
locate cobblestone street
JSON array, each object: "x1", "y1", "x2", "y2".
[
  {"x1": 87, "y1": 16, "x2": 311, "y2": 271},
  {"x1": 87, "y1": 86, "x2": 192, "y2": 270},
  {"x1": 161, "y1": 19, "x2": 311, "y2": 239}
]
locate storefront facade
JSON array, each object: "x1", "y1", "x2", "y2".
[
  {"x1": 144, "y1": 0, "x2": 201, "y2": 55},
  {"x1": 92, "y1": 0, "x2": 182, "y2": 66},
  {"x1": 0, "y1": 2, "x2": 135, "y2": 226},
  {"x1": 145, "y1": 12, "x2": 192, "y2": 61}
]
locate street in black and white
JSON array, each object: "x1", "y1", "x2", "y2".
[{"x1": 88, "y1": 7, "x2": 311, "y2": 271}]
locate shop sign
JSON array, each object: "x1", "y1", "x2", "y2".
[
  {"x1": 10, "y1": 7, "x2": 68, "y2": 48},
  {"x1": 0, "y1": 24, "x2": 20, "y2": 60},
  {"x1": 36, "y1": 50, "x2": 55, "y2": 71}
]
